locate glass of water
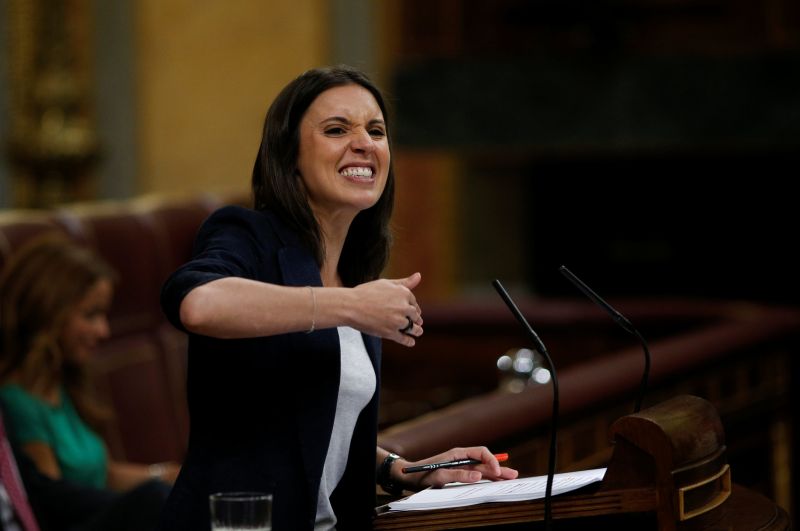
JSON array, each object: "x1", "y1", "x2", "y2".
[{"x1": 209, "y1": 492, "x2": 272, "y2": 531}]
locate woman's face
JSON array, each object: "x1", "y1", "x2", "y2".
[
  {"x1": 60, "y1": 278, "x2": 113, "y2": 365},
  {"x1": 296, "y1": 83, "x2": 390, "y2": 223}
]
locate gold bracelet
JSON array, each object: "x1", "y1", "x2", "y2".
[{"x1": 306, "y1": 286, "x2": 316, "y2": 334}]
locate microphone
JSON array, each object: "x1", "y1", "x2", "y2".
[
  {"x1": 492, "y1": 279, "x2": 558, "y2": 531},
  {"x1": 558, "y1": 265, "x2": 651, "y2": 413}
]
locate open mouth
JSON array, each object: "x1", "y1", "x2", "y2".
[{"x1": 339, "y1": 166, "x2": 375, "y2": 182}]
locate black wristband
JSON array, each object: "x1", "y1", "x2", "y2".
[{"x1": 378, "y1": 452, "x2": 404, "y2": 496}]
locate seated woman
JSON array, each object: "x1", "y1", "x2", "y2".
[{"x1": 0, "y1": 234, "x2": 180, "y2": 530}]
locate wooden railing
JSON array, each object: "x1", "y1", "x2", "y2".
[{"x1": 378, "y1": 299, "x2": 800, "y2": 517}]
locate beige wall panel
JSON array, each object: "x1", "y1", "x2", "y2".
[{"x1": 135, "y1": 1, "x2": 329, "y2": 196}]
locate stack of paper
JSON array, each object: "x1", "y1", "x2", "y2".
[{"x1": 388, "y1": 468, "x2": 607, "y2": 511}]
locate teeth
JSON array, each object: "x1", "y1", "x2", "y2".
[{"x1": 340, "y1": 167, "x2": 373, "y2": 178}]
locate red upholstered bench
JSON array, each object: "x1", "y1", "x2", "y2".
[{"x1": 0, "y1": 193, "x2": 228, "y2": 464}]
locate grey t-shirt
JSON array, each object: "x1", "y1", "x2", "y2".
[{"x1": 314, "y1": 326, "x2": 377, "y2": 530}]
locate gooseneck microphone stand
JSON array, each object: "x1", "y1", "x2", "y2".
[
  {"x1": 493, "y1": 280, "x2": 558, "y2": 531},
  {"x1": 559, "y1": 265, "x2": 651, "y2": 413}
]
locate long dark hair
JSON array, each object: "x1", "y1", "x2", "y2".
[{"x1": 251, "y1": 65, "x2": 395, "y2": 286}]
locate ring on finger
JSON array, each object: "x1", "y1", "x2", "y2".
[{"x1": 399, "y1": 316, "x2": 414, "y2": 335}]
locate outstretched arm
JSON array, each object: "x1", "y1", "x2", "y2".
[{"x1": 180, "y1": 273, "x2": 424, "y2": 346}]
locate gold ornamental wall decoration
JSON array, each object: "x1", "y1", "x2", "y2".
[{"x1": 5, "y1": 0, "x2": 99, "y2": 208}]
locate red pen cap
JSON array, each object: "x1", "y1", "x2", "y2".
[{"x1": 494, "y1": 453, "x2": 509, "y2": 462}]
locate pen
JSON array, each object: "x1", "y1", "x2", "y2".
[{"x1": 402, "y1": 453, "x2": 509, "y2": 474}]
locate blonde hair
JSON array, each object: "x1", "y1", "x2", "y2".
[{"x1": 0, "y1": 234, "x2": 116, "y2": 426}]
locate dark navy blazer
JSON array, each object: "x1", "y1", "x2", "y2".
[{"x1": 158, "y1": 206, "x2": 381, "y2": 531}]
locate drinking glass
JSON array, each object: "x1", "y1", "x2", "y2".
[{"x1": 209, "y1": 492, "x2": 272, "y2": 531}]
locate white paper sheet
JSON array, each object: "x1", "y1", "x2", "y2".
[{"x1": 388, "y1": 468, "x2": 606, "y2": 511}]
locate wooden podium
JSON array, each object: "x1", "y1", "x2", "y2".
[{"x1": 373, "y1": 395, "x2": 790, "y2": 530}]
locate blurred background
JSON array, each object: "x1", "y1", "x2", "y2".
[
  {"x1": 1, "y1": 0, "x2": 798, "y2": 304},
  {"x1": 2, "y1": 0, "x2": 799, "y2": 521}
]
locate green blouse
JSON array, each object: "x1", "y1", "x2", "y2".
[{"x1": 0, "y1": 384, "x2": 108, "y2": 488}]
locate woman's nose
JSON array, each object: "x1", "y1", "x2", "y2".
[
  {"x1": 349, "y1": 128, "x2": 375, "y2": 153},
  {"x1": 96, "y1": 316, "x2": 111, "y2": 339}
]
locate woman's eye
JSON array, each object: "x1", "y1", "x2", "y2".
[
  {"x1": 324, "y1": 127, "x2": 346, "y2": 136},
  {"x1": 369, "y1": 129, "x2": 386, "y2": 138}
]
